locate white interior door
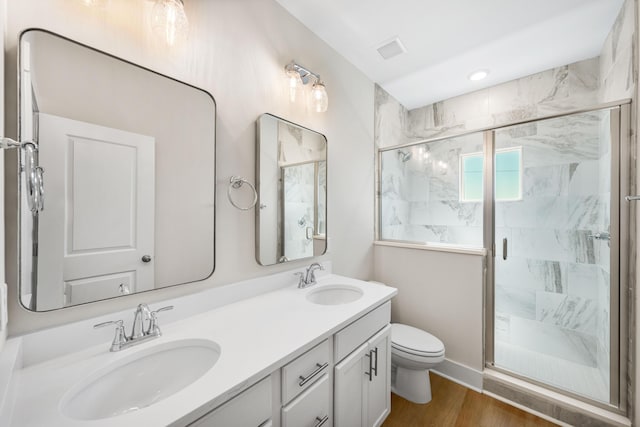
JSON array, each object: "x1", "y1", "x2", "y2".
[{"x1": 36, "y1": 113, "x2": 155, "y2": 309}]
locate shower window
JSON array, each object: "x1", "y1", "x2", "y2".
[
  {"x1": 379, "y1": 131, "x2": 485, "y2": 247},
  {"x1": 460, "y1": 147, "x2": 523, "y2": 202}
]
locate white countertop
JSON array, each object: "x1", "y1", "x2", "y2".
[{"x1": 8, "y1": 274, "x2": 396, "y2": 426}]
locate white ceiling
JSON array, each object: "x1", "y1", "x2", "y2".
[{"x1": 275, "y1": 0, "x2": 625, "y2": 109}]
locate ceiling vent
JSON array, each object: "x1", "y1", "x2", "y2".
[{"x1": 376, "y1": 37, "x2": 406, "y2": 60}]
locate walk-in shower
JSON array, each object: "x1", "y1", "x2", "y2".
[{"x1": 378, "y1": 103, "x2": 630, "y2": 410}]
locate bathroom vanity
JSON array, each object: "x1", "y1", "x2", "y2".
[{"x1": 0, "y1": 267, "x2": 397, "y2": 426}]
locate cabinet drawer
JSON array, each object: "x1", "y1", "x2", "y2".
[
  {"x1": 189, "y1": 376, "x2": 272, "y2": 427},
  {"x1": 282, "y1": 374, "x2": 331, "y2": 427},
  {"x1": 334, "y1": 301, "x2": 390, "y2": 363},
  {"x1": 282, "y1": 339, "x2": 331, "y2": 403}
]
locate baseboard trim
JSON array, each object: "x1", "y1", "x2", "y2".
[{"x1": 431, "y1": 358, "x2": 483, "y2": 393}]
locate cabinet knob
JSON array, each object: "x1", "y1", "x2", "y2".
[{"x1": 141, "y1": 255, "x2": 152, "y2": 263}]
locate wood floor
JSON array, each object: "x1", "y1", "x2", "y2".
[{"x1": 382, "y1": 373, "x2": 558, "y2": 427}]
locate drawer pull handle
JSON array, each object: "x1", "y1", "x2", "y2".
[
  {"x1": 372, "y1": 347, "x2": 378, "y2": 377},
  {"x1": 314, "y1": 415, "x2": 329, "y2": 427},
  {"x1": 365, "y1": 351, "x2": 373, "y2": 381},
  {"x1": 298, "y1": 362, "x2": 329, "y2": 387}
]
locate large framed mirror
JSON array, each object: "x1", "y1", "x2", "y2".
[
  {"x1": 256, "y1": 114, "x2": 327, "y2": 265},
  {"x1": 16, "y1": 29, "x2": 216, "y2": 311}
]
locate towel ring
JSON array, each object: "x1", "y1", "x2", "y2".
[{"x1": 228, "y1": 176, "x2": 258, "y2": 210}]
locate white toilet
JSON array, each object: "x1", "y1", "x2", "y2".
[{"x1": 390, "y1": 323, "x2": 445, "y2": 404}]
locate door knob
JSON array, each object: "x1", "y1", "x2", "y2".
[{"x1": 141, "y1": 255, "x2": 152, "y2": 263}]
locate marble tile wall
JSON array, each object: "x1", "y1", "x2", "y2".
[
  {"x1": 379, "y1": 132, "x2": 485, "y2": 246},
  {"x1": 599, "y1": 0, "x2": 636, "y2": 103}
]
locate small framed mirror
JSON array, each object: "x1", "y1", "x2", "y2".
[{"x1": 256, "y1": 114, "x2": 327, "y2": 265}]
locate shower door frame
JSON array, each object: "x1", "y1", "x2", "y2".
[{"x1": 484, "y1": 102, "x2": 631, "y2": 413}]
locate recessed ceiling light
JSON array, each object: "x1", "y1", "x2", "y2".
[{"x1": 468, "y1": 69, "x2": 489, "y2": 81}]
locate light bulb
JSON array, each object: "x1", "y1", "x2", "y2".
[
  {"x1": 310, "y1": 81, "x2": 328, "y2": 113},
  {"x1": 286, "y1": 69, "x2": 303, "y2": 103},
  {"x1": 151, "y1": 0, "x2": 189, "y2": 47}
]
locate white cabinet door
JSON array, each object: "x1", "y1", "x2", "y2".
[
  {"x1": 334, "y1": 325, "x2": 392, "y2": 427},
  {"x1": 334, "y1": 342, "x2": 368, "y2": 427},
  {"x1": 367, "y1": 325, "x2": 391, "y2": 427}
]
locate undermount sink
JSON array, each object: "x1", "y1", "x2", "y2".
[
  {"x1": 61, "y1": 339, "x2": 221, "y2": 420},
  {"x1": 306, "y1": 284, "x2": 364, "y2": 305}
]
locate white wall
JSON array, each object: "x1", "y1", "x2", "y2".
[
  {"x1": 4, "y1": 0, "x2": 375, "y2": 335},
  {"x1": 374, "y1": 245, "x2": 485, "y2": 371}
]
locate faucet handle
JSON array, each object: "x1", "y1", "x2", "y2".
[
  {"x1": 94, "y1": 320, "x2": 128, "y2": 352},
  {"x1": 147, "y1": 305, "x2": 174, "y2": 336},
  {"x1": 294, "y1": 272, "x2": 305, "y2": 287},
  {"x1": 94, "y1": 319, "x2": 124, "y2": 329}
]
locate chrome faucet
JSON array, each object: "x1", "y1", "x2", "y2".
[
  {"x1": 131, "y1": 303, "x2": 151, "y2": 339},
  {"x1": 295, "y1": 262, "x2": 325, "y2": 288},
  {"x1": 94, "y1": 304, "x2": 174, "y2": 352}
]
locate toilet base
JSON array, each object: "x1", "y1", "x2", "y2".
[{"x1": 391, "y1": 365, "x2": 432, "y2": 404}]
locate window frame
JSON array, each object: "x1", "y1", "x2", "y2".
[{"x1": 459, "y1": 146, "x2": 523, "y2": 203}]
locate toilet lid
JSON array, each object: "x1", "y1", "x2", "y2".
[{"x1": 391, "y1": 323, "x2": 444, "y2": 355}]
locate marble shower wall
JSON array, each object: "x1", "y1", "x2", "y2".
[
  {"x1": 380, "y1": 132, "x2": 485, "y2": 246},
  {"x1": 376, "y1": 56, "x2": 605, "y2": 253},
  {"x1": 403, "y1": 58, "x2": 600, "y2": 141},
  {"x1": 599, "y1": 0, "x2": 636, "y2": 103}
]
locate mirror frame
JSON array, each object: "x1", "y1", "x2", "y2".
[
  {"x1": 16, "y1": 28, "x2": 217, "y2": 311},
  {"x1": 255, "y1": 113, "x2": 328, "y2": 266}
]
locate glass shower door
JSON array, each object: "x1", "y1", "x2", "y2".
[{"x1": 492, "y1": 108, "x2": 619, "y2": 404}]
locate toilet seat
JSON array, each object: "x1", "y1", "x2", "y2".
[{"x1": 391, "y1": 323, "x2": 444, "y2": 357}]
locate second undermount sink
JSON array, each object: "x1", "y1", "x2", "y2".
[
  {"x1": 61, "y1": 339, "x2": 220, "y2": 420},
  {"x1": 306, "y1": 284, "x2": 364, "y2": 305}
]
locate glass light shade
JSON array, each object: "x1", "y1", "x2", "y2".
[
  {"x1": 310, "y1": 81, "x2": 328, "y2": 113},
  {"x1": 151, "y1": 0, "x2": 189, "y2": 47},
  {"x1": 286, "y1": 69, "x2": 303, "y2": 103},
  {"x1": 81, "y1": 0, "x2": 109, "y2": 6}
]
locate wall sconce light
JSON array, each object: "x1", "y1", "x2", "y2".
[
  {"x1": 284, "y1": 61, "x2": 329, "y2": 113},
  {"x1": 150, "y1": 0, "x2": 189, "y2": 47}
]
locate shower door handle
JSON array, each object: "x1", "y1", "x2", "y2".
[{"x1": 502, "y1": 238, "x2": 508, "y2": 260}]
